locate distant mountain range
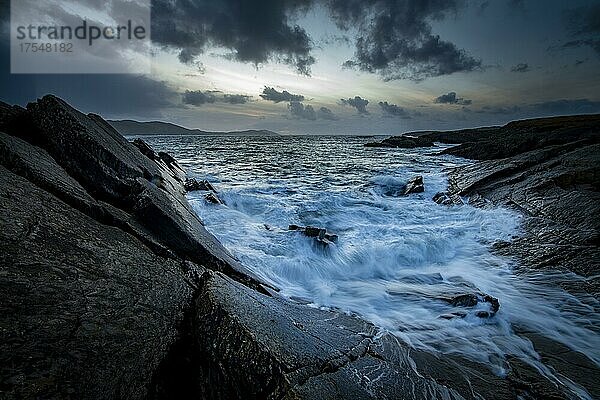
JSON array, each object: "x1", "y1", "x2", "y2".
[{"x1": 108, "y1": 119, "x2": 279, "y2": 136}]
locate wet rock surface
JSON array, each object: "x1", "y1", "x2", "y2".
[
  {"x1": 433, "y1": 191, "x2": 464, "y2": 205},
  {"x1": 438, "y1": 293, "x2": 500, "y2": 319},
  {"x1": 289, "y1": 224, "x2": 339, "y2": 245},
  {"x1": 1, "y1": 96, "x2": 596, "y2": 399},
  {"x1": 403, "y1": 175, "x2": 425, "y2": 195},
  {"x1": 442, "y1": 115, "x2": 600, "y2": 397},
  {"x1": 184, "y1": 177, "x2": 217, "y2": 193},
  {"x1": 0, "y1": 95, "x2": 262, "y2": 399},
  {"x1": 204, "y1": 192, "x2": 224, "y2": 205}
]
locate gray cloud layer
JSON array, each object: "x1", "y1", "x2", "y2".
[
  {"x1": 288, "y1": 101, "x2": 316, "y2": 120},
  {"x1": 560, "y1": 4, "x2": 600, "y2": 56},
  {"x1": 183, "y1": 90, "x2": 251, "y2": 106},
  {"x1": 434, "y1": 92, "x2": 472, "y2": 105},
  {"x1": 288, "y1": 102, "x2": 338, "y2": 120},
  {"x1": 260, "y1": 86, "x2": 305, "y2": 103},
  {"x1": 341, "y1": 96, "x2": 369, "y2": 114},
  {"x1": 318, "y1": 106, "x2": 338, "y2": 120},
  {"x1": 378, "y1": 101, "x2": 410, "y2": 118},
  {"x1": 511, "y1": 63, "x2": 530, "y2": 72}
]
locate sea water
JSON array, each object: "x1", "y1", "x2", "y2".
[{"x1": 140, "y1": 134, "x2": 599, "y2": 396}]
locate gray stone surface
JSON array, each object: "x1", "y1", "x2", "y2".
[
  {"x1": 448, "y1": 142, "x2": 600, "y2": 294},
  {"x1": 188, "y1": 271, "x2": 519, "y2": 400},
  {"x1": 0, "y1": 165, "x2": 201, "y2": 399}
]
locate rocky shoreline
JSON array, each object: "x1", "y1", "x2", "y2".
[{"x1": 1, "y1": 96, "x2": 598, "y2": 399}]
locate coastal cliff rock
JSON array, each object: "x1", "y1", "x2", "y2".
[
  {"x1": 446, "y1": 122, "x2": 600, "y2": 296},
  {"x1": 366, "y1": 114, "x2": 600, "y2": 160},
  {"x1": 0, "y1": 95, "x2": 262, "y2": 398},
  {"x1": 365, "y1": 135, "x2": 434, "y2": 148},
  {"x1": 0, "y1": 96, "x2": 593, "y2": 399}
]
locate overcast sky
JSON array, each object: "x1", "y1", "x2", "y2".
[{"x1": 1, "y1": 0, "x2": 599, "y2": 134}]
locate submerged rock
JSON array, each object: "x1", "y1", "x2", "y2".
[
  {"x1": 403, "y1": 175, "x2": 424, "y2": 195},
  {"x1": 439, "y1": 292, "x2": 500, "y2": 319},
  {"x1": 204, "y1": 192, "x2": 224, "y2": 205},
  {"x1": 447, "y1": 293, "x2": 479, "y2": 308},
  {"x1": 289, "y1": 224, "x2": 338, "y2": 244}
]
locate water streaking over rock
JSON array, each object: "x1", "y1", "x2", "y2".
[{"x1": 142, "y1": 134, "x2": 599, "y2": 390}]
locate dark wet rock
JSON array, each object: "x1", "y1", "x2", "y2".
[
  {"x1": 433, "y1": 191, "x2": 464, "y2": 205},
  {"x1": 0, "y1": 95, "x2": 265, "y2": 399},
  {"x1": 132, "y1": 138, "x2": 158, "y2": 161},
  {"x1": 439, "y1": 311, "x2": 468, "y2": 320},
  {"x1": 438, "y1": 115, "x2": 600, "y2": 160},
  {"x1": 483, "y1": 294, "x2": 500, "y2": 313},
  {"x1": 0, "y1": 165, "x2": 200, "y2": 399},
  {"x1": 204, "y1": 192, "x2": 224, "y2": 205},
  {"x1": 403, "y1": 175, "x2": 424, "y2": 195},
  {"x1": 433, "y1": 114, "x2": 600, "y2": 395},
  {"x1": 448, "y1": 138, "x2": 600, "y2": 294},
  {"x1": 440, "y1": 293, "x2": 500, "y2": 318},
  {"x1": 157, "y1": 151, "x2": 178, "y2": 167},
  {"x1": 289, "y1": 224, "x2": 338, "y2": 244},
  {"x1": 184, "y1": 177, "x2": 217, "y2": 193},
  {"x1": 175, "y1": 270, "x2": 519, "y2": 400},
  {"x1": 365, "y1": 135, "x2": 434, "y2": 148},
  {"x1": 447, "y1": 293, "x2": 479, "y2": 307}
]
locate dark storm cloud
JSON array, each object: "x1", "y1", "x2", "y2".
[
  {"x1": 507, "y1": 0, "x2": 525, "y2": 11},
  {"x1": 564, "y1": 4, "x2": 600, "y2": 37},
  {"x1": 378, "y1": 101, "x2": 410, "y2": 118},
  {"x1": 151, "y1": 0, "x2": 315, "y2": 74},
  {"x1": 151, "y1": 0, "x2": 483, "y2": 81},
  {"x1": 288, "y1": 101, "x2": 316, "y2": 120},
  {"x1": 260, "y1": 87, "x2": 305, "y2": 103},
  {"x1": 477, "y1": 1, "x2": 490, "y2": 16},
  {"x1": 183, "y1": 90, "x2": 252, "y2": 106},
  {"x1": 329, "y1": 0, "x2": 482, "y2": 81},
  {"x1": 559, "y1": 39, "x2": 600, "y2": 56},
  {"x1": 341, "y1": 96, "x2": 369, "y2": 114},
  {"x1": 183, "y1": 90, "x2": 217, "y2": 105},
  {"x1": 510, "y1": 63, "x2": 530, "y2": 72},
  {"x1": 434, "y1": 92, "x2": 472, "y2": 105},
  {"x1": 318, "y1": 106, "x2": 339, "y2": 120},
  {"x1": 560, "y1": 4, "x2": 600, "y2": 56}
]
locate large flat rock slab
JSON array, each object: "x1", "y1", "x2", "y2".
[{"x1": 183, "y1": 271, "x2": 519, "y2": 400}]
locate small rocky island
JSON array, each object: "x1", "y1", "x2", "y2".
[{"x1": 1, "y1": 96, "x2": 598, "y2": 399}]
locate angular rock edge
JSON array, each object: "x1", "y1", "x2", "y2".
[{"x1": 1, "y1": 96, "x2": 595, "y2": 399}]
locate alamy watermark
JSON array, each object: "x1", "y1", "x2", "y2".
[{"x1": 11, "y1": 0, "x2": 151, "y2": 74}]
